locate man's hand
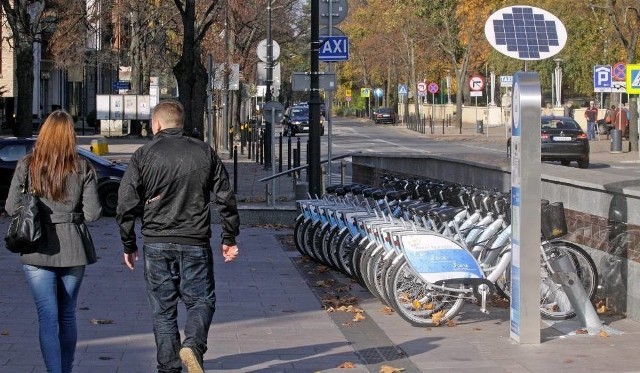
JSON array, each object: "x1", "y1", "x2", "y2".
[
  {"x1": 222, "y1": 244, "x2": 239, "y2": 263},
  {"x1": 124, "y1": 251, "x2": 139, "y2": 270}
]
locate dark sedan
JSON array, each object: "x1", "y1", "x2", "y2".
[
  {"x1": 507, "y1": 116, "x2": 590, "y2": 169},
  {"x1": 374, "y1": 107, "x2": 396, "y2": 124},
  {"x1": 0, "y1": 137, "x2": 127, "y2": 216}
]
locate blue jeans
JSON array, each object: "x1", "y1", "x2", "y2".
[
  {"x1": 587, "y1": 121, "x2": 596, "y2": 140},
  {"x1": 143, "y1": 243, "x2": 216, "y2": 373},
  {"x1": 23, "y1": 264, "x2": 85, "y2": 373}
]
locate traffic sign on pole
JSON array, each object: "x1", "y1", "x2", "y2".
[
  {"x1": 626, "y1": 64, "x2": 640, "y2": 94},
  {"x1": 469, "y1": 75, "x2": 485, "y2": 91},
  {"x1": 427, "y1": 82, "x2": 439, "y2": 94},
  {"x1": 417, "y1": 82, "x2": 427, "y2": 93}
]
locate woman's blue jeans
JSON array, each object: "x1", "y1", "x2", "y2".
[
  {"x1": 23, "y1": 264, "x2": 85, "y2": 373},
  {"x1": 143, "y1": 242, "x2": 216, "y2": 373}
]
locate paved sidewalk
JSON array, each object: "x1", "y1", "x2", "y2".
[{"x1": 2, "y1": 119, "x2": 640, "y2": 372}]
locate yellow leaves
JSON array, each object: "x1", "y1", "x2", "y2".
[
  {"x1": 411, "y1": 300, "x2": 434, "y2": 310},
  {"x1": 596, "y1": 300, "x2": 609, "y2": 314},
  {"x1": 379, "y1": 364, "x2": 405, "y2": 373},
  {"x1": 446, "y1": 319, "x2": 456, "y2": 327},
  {"x1": 379, "y1": 306, "x2": 394, "y2": 315},
  {"x1": 353, "y1": 312, "x2": 366, "y2": 322},
  {"x1": 431, "y1": 310, "x2": 445, "y2": 326},
  {"x1": 322, "y1": 295, "x2": 360, "y2": 310},
  {"x1": 337, "y1": 361, "x2": 357, "y2": 369},
  {"x1": 599, "y1": 330, "x2": 609, "y2": 338}
]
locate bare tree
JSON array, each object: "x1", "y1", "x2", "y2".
[{"x1": 172, "y1": 0, "x2": 221, "y2": 137}]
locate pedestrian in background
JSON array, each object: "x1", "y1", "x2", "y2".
[
  {"x1": 542, "y1": 102, "x2": 553, "y2": 116},
  {"x1": 116, "y1": 99, "x2": 240, "y2": 373},
  {"x1": 584, "y1": 101, "x2": 598, "y2": 140},
  {"x1": 614, "y1": 104, "x2": 630, "y2": 138},
  {"x1": 4, "y1": 110, "x2": 102, "y2": 373},
  {"x1": 563, "y1": 100, "x2": 574, "y2": 118}
]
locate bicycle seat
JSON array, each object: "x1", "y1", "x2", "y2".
[
  {"x1": 372, "y1": 189, "x2": 391, "y2": 200},
  {"x1": 361, "y1": 188, "x2": 381, "y2": 198},
  {"x1": 409, "y1": 202, "x2": 441, "y2": 217},
  {"x1": 438, "y1": 206, "x2": 466, "y2": 222},
  {"x1": 385, "y1": 190, "x2": 411, "y2": 201}
]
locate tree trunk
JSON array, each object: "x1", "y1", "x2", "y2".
[
  {"x1": 174, "y1": 57, "x2": 207, "y2": 138},
  {"x1": 15, "y1": 39, "x2": 34, "y2": 137}
]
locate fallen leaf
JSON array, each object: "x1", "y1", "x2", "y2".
[
  {"x1": 575, "y1": 329, "x2": 588, "y2": 334},
  {"x1": 379, "y1": 364, "x2": 405, "y2": 373},
  {"x1": 1, "y1": 330, "x2": 9, "y2": 336},
  {"x1": 597, "y1": 304, "x2": 608, "y2": 314},
  {"x1": 315, "y1": 265, "x2": 330, "y2": 273},
  {"x1": 335, "y1": 284, "x2": 351, "y2": 292},
  {"x1": 563, "y1": 358, "x2": 574, "y2": 363},
  {"x1": 431, "y1": 310, "x2": 445, "y2": 326},
  {"x1": 379, "y1": 306, "x2": 394, "y2": 315},
  {"x1": 90, "y1": 319, "x2": 114, "y2": 325},
  {"x1": 599, "y1": 330, "x2": 609, "y2": 338},
  {"x1": 446, "y1": 319, "x2": 456, "y2": 327},
  {"x1": 398, "y1": 293, "x2": 410, "y2": 303},
  {"x1": 315, "y1": 279, "x2": 335, "y2": 288},
  {"x1": 326, "y1": 307, "x2": 336, "y2": 313},
  {"x1": 473, "y1": 327, "x2": 482, "y2": 331},
  {"x1": 353, "y1": 312, "x2": 366, "y2": 322},
  {"x1": 337, "y1": 361, "x2": 357, "y2": 368}
]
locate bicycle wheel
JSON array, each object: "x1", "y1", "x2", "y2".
[
  {"x1": 323, "y1": 225, "x2": 343, "y2": 271},
  {"x1": 351, "y1": 239, "x2": 372, "y2": 288},
  {"x1": 303, "y1": 220, "x2": 323, "y2": 262},
  {"x1": 312, "y1": 223, "x2": 333, "y2": 267},
  {"x1": 334, "y1": 228, "x2": 356, "y2": 278},
  {"x1": 294, "y1": 216, "x2": 312, "y2": 257},
  {"x1": 386, "y1": 259, "x2": 466, "y2": 327},
  {"x1": 539, "y1": 241, "x2": 598, "y2": 320},
  {"x1": 362, "y1": 247, "x2": 389, "y2": 304}
]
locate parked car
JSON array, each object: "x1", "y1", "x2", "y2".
[
  {"x1": 374, "y1": 107, "x2": 396, "y2": 124},
  {"x1": 282, "y1": 104, "x2": 325, "y2": 136},
  {"x1": 0, "y1": 137, "x2": 127, "y2": 216},
  {"x1": 506, "y1": 116, "x2": 590, "y2": 169}
]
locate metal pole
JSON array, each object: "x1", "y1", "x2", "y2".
[
  {"x1": 309, "y1": 0, "x2": 322, "y2": 196},
  {"x1": 270, "y1": 108, "x2": 276, "y2": 206},
  {"x1": 264, "y1": 0, "x2": 273, "y2": 170}
]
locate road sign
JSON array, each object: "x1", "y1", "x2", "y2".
[
  {"x1": 345, "y1": 88, "x2": 352, "y2": 97},
  {"x1": 427, "y1": 82, "x2": 439, "y2": 94},
  {"x1": 113, "y1": 81, "x2": 131, "y2": 91},
  {"x1": 319, "y1": 27, "x2": 346, "y2": 37},
  {"x1": 319, "y1": 0, "x2": 348, "y2": 26},
  {"x1": 319, "y1": 36, "x2": 349, "y2": 61},
  {"x1": 256, "y1": 39, "x2": 280, "y2": 62},
  {"x1": 613, "y1": 62, "x2": 626, "y2": 81},
  {"x1": 361, "y1": 88, "x2": 371, "y2": 98},
  {"x1": 626, "y1": 64, "x2": 640, "y2": 94},
  {"x1": 292, "y1": 72, "x2": 336, "y2": 91},
  {"x1": 593, "y1": 65, "x2": 612, "y2": 93},
  {"x1": 374, "y1": 88, "x2": 383, "y2": 97},
  {"x1": 345, "y1": 96, "x2": 352, "y2": 102},
  {"x1": 417, "y1": 82, "x2": 427, "y2": 93},
  {"x1": 398, "y1": 84, "x2": 408, "y2": 95},
  {"x1": 262, "y1": 101, "x2": 284, "y2": 123},
  {"x1": 500, "y1": 75, "x2": 513, "y2": 87},
  {"x1": 469, "y1": 75, "x2": 485, "y2": 91}
]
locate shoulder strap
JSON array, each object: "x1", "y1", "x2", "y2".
[{"x1": 21, "y1": 161, "x2": 30, "y2": 194}]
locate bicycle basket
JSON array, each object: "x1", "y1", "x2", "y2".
[{"x1": 541, "y1": 202, "x2": 568, "y2": 240}]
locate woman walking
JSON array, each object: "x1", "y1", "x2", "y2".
[{"x1": 4, "y1": 111, "x2": 102, "y2": 373}]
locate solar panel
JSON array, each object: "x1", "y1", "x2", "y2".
[{"x1": 484, "y1": 6, "x2": 567, "y2": 61}]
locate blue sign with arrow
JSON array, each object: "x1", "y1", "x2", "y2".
[{"x1": 319, "y1": 36, "x2": 349, "y2": 62}]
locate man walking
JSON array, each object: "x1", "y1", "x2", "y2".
[
  {"x1": 584, "y1": 101, "x2": 598, "y2": 141},
  {"x1": 116, "y1": 99, "x2": 240, "y2": 373}
]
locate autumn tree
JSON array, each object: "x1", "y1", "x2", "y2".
[{"x1": 0, "y1": 0, "x2": 46, "y2": 136}]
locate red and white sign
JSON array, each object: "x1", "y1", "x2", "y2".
[
  {"x1": 469, "y1": 75, "x2": 485, "y2": 91},
  {"x1": 417, "y1": 82, "x2": 427, "y2": 93},
  {"x1": 427, "y1": 82, "x2": 439, "y2": 94},
  {"x1": 613, "y1": 62, "x2": 626, "y2": 81}
]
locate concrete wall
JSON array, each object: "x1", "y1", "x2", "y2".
[{"x1": 352, "y1": 153, "x2": 640, "y2": 320}]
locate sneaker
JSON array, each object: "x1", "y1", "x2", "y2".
[{"x1": 179, "y1": 346, "x2": 204, "y2": 373}]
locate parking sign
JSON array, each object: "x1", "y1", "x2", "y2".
[{"x1": 593, "y1": 65, "x2": 611, "y2": 93}]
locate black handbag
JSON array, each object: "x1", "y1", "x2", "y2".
[{"x1": 5, "y1": 165, "x2": 41, "y2": 253}]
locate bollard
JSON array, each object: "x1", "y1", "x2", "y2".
[
  {"x1": 476, "y1": 120, "x2": 484, "y2": 134},
  {"x1": 287, "y1": 136, "x2": 292, "y2": 175},
  {"x1": 233, "y1": 145, "x2": 238, "y2": 193},
  {"x1": 442, "y1": 118, "x2": 445, "y2": 134},
  {"x1": 278, "y1": 133, "x2": 283, "y2": 173},
  {"x1": 610, "y1": 129, "x2": 622, "y2": 153},
  {"x1": 293, "y1": 148, "x2": 300, "y2": 178},
  {"x1": 340, "y1": 159, "x2": 346, "y2": 185}
]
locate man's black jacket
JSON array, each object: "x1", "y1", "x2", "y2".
[{"x1": 116, "y1": 128, "x2": 240, "y2": 254}]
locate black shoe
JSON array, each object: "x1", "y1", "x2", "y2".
[{"x1": 179, "y1": 346, "x2": 204, "y2": 373}]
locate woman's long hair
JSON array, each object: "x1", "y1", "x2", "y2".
[{"x1": 28, "y1": 110, "x2": 79, "y2": 201}]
